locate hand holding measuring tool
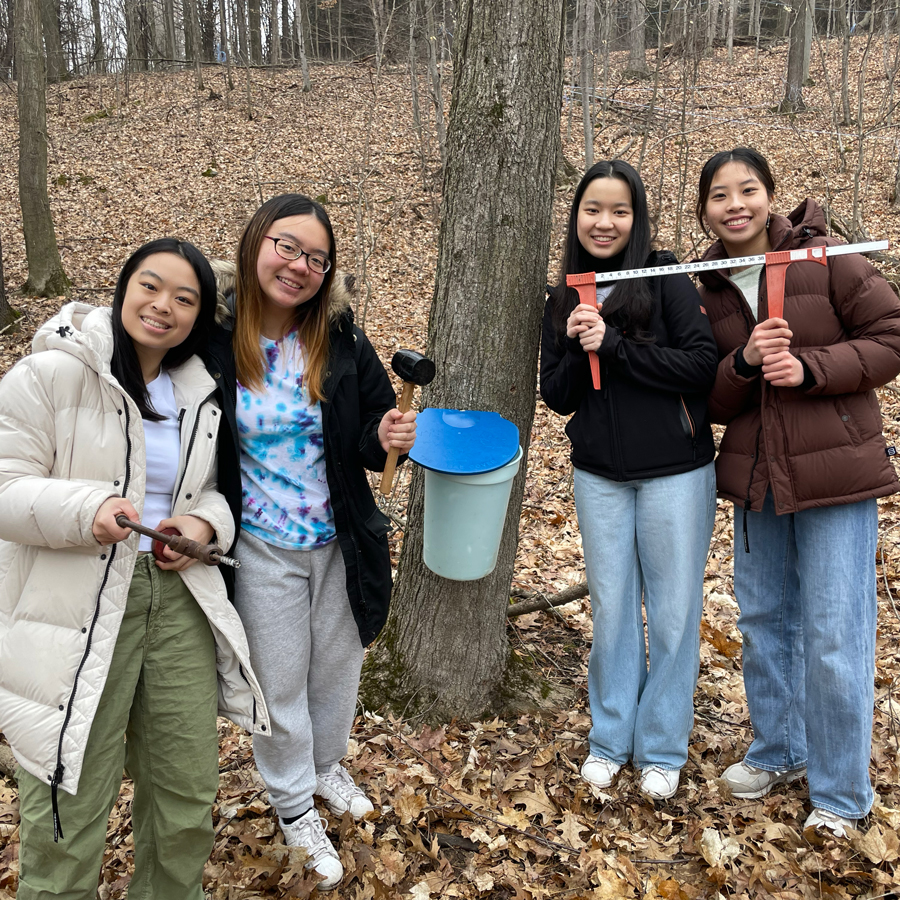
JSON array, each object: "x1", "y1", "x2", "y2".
[
  {"x1": 566, "y1": 272, "x2": 603, "y2": 389},
  {"x1": 379, "y1": 349, "x2": 436, "y2": 496},
  {"x1": 115, "y1": 515, "x2": 241, "y2": 568}
]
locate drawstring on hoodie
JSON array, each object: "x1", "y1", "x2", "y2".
[{"x1": 51, "y1": 764, "x2": 65, "y2": 842}]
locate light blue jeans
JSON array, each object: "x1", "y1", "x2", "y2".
[
  {"x1": 734, "y1": 493, "x2": 878, "y2": 819},
  {"x1": 574, "y1": 463, "x2": 716, "y2": 771}
]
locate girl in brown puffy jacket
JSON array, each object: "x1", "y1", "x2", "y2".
[{"x1": 695, "y1": 147, "x2": 900, "y2": 837}]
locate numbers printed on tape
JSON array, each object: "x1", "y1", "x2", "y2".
[{"x1": 590, "y1": 240, "x2": 889, "y2": 284}]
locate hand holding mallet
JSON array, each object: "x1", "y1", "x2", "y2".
[{"x1": 379, "y1": 350, "x2": 435, "y2": 496}]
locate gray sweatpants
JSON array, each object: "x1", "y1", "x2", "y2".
[{"x1": 234, "y1": 530, "x2": 365, "y2": 820}]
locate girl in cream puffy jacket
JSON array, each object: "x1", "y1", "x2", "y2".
[{"x1": 0, "y1": 239, "x2": 269, "y2": 900}]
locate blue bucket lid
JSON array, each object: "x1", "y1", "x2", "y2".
[{"x1": 409, "y1": 408, "x2": 520, "y2": 475}]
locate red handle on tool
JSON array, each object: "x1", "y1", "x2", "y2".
[
  {"x1": 764, "y1": 246, "x2": 828, "y2": 321},
  {"x1": 567, "y1": 272, "x2": 602, "y2": 390}
]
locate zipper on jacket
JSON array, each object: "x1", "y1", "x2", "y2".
[
  {"x1": 742, "y1": 426, "x2": 763, "y2": 553},
  {"x1": 51, "y1": 399, "x2": 133, "y2": 841},
  {"x1": 679, "y1": 395, "x2": 698, "y2": 461},
  {"x1": 172, "y1": 389, "x2": 216, "y2": 507}
]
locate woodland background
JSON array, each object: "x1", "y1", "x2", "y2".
[{"x1": 1, "y1": 1, "x2": 900, "y2": 898}]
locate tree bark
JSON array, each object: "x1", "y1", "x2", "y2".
[
  {"x1": 780, "y1": 0, "x2": 811, "y2": 112},
  {"x1": 162, "y1": 0, "x2": 176, "y2": 61},
  {"x1": 626, "y1": 0, "x2": 648, "y2": 76},
  {"x1": 0, "y1": 232, "x2": 18, "y2": 333},
  {"x1": 361, "y1": 0, "x2": 566, "y2": 721},
  {"x1": 293, "y1": 0, "x2": 310, "y2": 89},
  {"x1": 39, "y1": 0, "x2": 65, "y2": 81},
  {"x1": 248, "y1": 0, "x2": 262, "y2": 63},
  {"x1": 269, "y1": 0, "x2": 280, "y2": 63},
  {"x1": 15, "y1": 0, "x2": 69, "y2": 297}
]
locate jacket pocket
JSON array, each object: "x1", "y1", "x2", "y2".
[
  {"x1": 364, "y1": 508, "x2": 392, "y2": 538},
  {"x1": 679, "y1": 395, "x2": 696, "y2": 440},
  {"x1": 835, "y1": 398, "x2": 863, "y2": 444}
]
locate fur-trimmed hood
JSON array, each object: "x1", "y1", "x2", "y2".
[{"x1": 209, "y1": 259, "x2": 357, "y2": 327}]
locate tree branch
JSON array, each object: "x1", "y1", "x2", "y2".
[{"x1": 507, "y1": 581, "x2": 589, "y2": 618}]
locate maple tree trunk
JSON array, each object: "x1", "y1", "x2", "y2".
[
  {"x1": 39, "y1": 0, "x2": 65, "y2": 81},
  {"x1": 626, "y1": 0, "x2": 647, "y2": 76},
  {"x1": 0, "y1": 232, "x2": 17, "y2": 333},
  {"x1": 15, "y1": 0, "x2": 69, "y2": 297},
  {"x1": 162, "y1": 0, "x2": 176, "y2": 62},
  {"x1": 780, "y1": 0, "x2": 810, "y2": 112},
  {"x1": 293, "y1": 0, "x2": 310, "y2": 89},
  {"x1": 361, "y1": 0, "x2": 565, "y2": 721},
  {"x1": 248, "y1": 0, "x2": 262, "y2": 63},
  {"x1": 269, "y1": 0, "x2": 280, "y2": 64}
]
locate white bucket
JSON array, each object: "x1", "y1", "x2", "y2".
[{"x1": 422, "y1": 446, "x2": 523, "y2": 581}]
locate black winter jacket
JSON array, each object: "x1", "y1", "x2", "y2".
[
  {"x1": 540, "y1": 259, "x2": 718, "y2": 480},
  {"x1": 204, "y1": 271, "x2": 396, "y2": 645}
]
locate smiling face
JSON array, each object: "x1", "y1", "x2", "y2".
[
  {"x1": 256, "y1": 214, "x2": 331, "y2": 337},
  {"x1": 703, "y1": 161, "x2": 773, "y2": 257},
  {"x1": 575, "y1": 176, "x2": 634, "y2": 261},
  {"x1": 119, "y1": 252, "x2": 201, "y2": 382}
]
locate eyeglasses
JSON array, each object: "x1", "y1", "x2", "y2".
[{"x1": 264, "y1": 236, "x2": 332, "y2": 274}]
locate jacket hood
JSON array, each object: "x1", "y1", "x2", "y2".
[
  {"x1": 31, "y1": 302, "x2": 115, "y2": 376},
  {"x1": 210, "y1": 259, "x2": 357, "y2": 327},
  {"x1": 697, "y1": 198, "x2": 828, "y2": 291}
]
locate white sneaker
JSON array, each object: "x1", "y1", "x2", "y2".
[
  {"x1": 805, "y1": 808, "x2": 856, "y2": 839},
  {"x1": 280, "y1": 809, "x2": 343, "y2": 889},
  {"x1": 580, "y1": 755, "x2": 621, "y2": 788},
  {"x1": 315, "y1": 764, "x2": 375, "y2": 818},
  {"x1": 721, "y1": 759, "x2": 806, "y2": 799},
  {"x1": 640, "y1": 766, "x2": 680, "y2": 800}
]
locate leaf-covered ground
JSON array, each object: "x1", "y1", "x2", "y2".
[{"x1": 1, "y1": 35, "x2": 900, "y2": 899}]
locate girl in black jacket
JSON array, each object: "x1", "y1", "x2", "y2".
[
  {"x1": 218, "y1": 195, "x2": 416, "y2": 887},
  {"x1": 540, "y1": 160, "x2": 717, "y2": 801}
]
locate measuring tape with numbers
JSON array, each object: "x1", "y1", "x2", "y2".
[
  {"x1": 582, "y1": 240, "x2": 890, "y2": 284},
  {"x1": 567, "y1": 240, "x2": 891, "y2": 390}
]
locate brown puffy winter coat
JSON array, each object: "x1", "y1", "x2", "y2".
[{"x1": 697, "y1": 199, "x2": 900, "y2": 514}]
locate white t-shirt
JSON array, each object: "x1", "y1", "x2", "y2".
[{"x1": 141, "y1": 370, "x2": 181, "y2": 551}]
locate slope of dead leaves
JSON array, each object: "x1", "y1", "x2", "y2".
[{"x1": 2, "y1": 35, "x2": 900, "y2": 899}]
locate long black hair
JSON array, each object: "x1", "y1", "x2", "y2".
[
  {"x1": 551, "y1": 160, "x2": 656, "y2": 344},
  {"x1": 695, "y1": 147, "x2": 776, "y2": 237},
  {"x1": 110, "y1": 238, "x2": 217, "y2": 421}
]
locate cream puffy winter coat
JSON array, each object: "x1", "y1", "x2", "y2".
[{"x1": 0, "y1": 303, "x2": 270, "y2": 797}]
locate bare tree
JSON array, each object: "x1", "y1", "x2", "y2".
[
  {"x1": 626, "y1": 0, "x2": 648, "y2": 77},
  {"x1": 294, "y1": 0, "x2": 311, "y2": 89},
  {"x1": 39, "y1": 0, "x2": 66, "y2": 81},
  {"x1": 424, "y1": 0, "x2": 447, "y2": 169},
  {"x1": 577, "y1": 0, "x2": 594, "y2": 168},
  {"x1": 15, "y1": 0, "x2": 69, "y2": 297},
  {"x1": 779, "y1": 0, "x2": 813, "y2": 113},
  {"x1": 249, "y1": 0, "x2": 262, "y2": 62},
  {"x1": 0, "y1": 233, "x2": 17, "y2": 333},
  {"x1": 361, "y1": 0, "x2": 566, "y2": 720}
]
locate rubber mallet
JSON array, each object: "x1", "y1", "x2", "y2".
[{"x1": 379, "y1": 349, "x2": 435, "y2": 496}]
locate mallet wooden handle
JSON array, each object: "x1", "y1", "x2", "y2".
[
  {"x1": 115, "y1": 515, "x2": 241, "y2": 568},
  {"x1": 379, "y1": 381, "x2": 415, "y2": 496}
]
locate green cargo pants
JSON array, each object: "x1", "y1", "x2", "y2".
[{"x1": 17, "y1": 554, "x2": 219, "y2": 900}]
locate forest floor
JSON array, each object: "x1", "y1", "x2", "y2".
[{"x1": 2, "y1": 34, "x2": 900, "y2": 900}]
